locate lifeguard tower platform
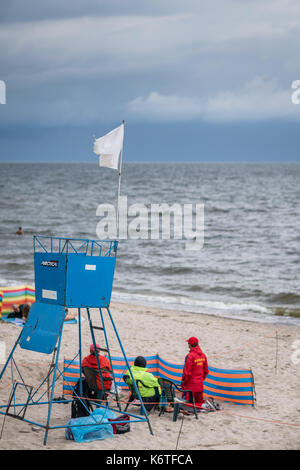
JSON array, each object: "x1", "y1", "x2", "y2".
[{"x1": 0, "y1": 236, "x2": 153, "y2": 445}]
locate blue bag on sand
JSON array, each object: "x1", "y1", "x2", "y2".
[{"x1": 65, "y1": 407, "x2": 116, "y2": 443}]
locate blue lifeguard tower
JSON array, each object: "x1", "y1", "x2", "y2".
[{"x1": 0, "y1": 236, "x2": 153, "y2": 445}]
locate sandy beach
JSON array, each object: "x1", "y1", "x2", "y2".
[{"x1": 0, "y1": 301, "x2": 299, "y2": 450}]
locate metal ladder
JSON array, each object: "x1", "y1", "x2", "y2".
[{"x1": 86, "y1": 307, "x2": 122, "y2": 411}]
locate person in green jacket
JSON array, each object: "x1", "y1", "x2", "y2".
[{"x1": 124, "y1": 356, "x2": 161, "y2": 412}]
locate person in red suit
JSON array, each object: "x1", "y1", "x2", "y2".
[
  {"x1": 82, "y1": 343, "x2": 112, "y2": 393},
  {"x1": 181, "y1": 336, "x2": 209, "y2": 407}
]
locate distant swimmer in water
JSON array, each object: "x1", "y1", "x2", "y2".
[{"x1": 15, "y1": 227, "x2": 24, "y2": 235}]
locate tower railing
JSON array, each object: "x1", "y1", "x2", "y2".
[{"x1": 33, "y1": 236, "x2": 118, "y2": 257}]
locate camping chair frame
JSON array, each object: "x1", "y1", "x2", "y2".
[
  {"x1": 123, "y1": 375, "x2": 160, "y2": 415},
  {"x1": 158, "y1": 378, "x2": 198, "y2": 421},
  {"x1": 82, "y1": 366, "x2": 109, "y2": 403}
]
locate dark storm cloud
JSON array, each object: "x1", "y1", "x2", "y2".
[
  {"x1": 0, "y1": 0, "x2": 300, "y2": 127},
  {"x1": 0, "y1": 0, "x2": 185, "y2": 23}
]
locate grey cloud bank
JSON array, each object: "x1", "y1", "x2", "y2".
[{"x1": 0, "y1": 0, "x2": 300, "y2": 161}]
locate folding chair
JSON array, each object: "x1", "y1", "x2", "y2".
[
  {"x1": 158, "y1": 378, "x2": 198, "y2": 421},
  {"x1": 82, "y1": 366, "x2": 109, "y2": 404},
  {"x1": 123, "y1": 375, "x2": 160, "y2": 414}
]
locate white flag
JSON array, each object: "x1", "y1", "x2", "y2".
[{"x1": 93, "y1": 123, "x2": 124, "y2": 170}]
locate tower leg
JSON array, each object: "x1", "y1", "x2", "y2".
[
  {"x1": 86, "y1": 307, "x2": 108, "y2": 407},
  {"x1": 105, "y1": 306, "x2": 154, "y2": 436},
  {"x1": 43, "y1": 323, "x2": 64, "y2": 445},
  {"x1": 99, "y1": 308, "x2": 122, "y2": 412},
  {"x1": 78, "y1": 308, "x2": 83, "y2": 396}
]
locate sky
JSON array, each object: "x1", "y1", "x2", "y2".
[{"x1": 0, "y1": 0, "x2": 300, "y2": 162}]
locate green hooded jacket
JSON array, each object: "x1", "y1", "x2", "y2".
[{"x1": 125, "y1": 365, "x2": 162, "y2": 398}]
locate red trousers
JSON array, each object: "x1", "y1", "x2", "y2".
[
  {"x1": 182, "y1": 390, "x2": 204, "y2": 407},
  {"x1": 193, "y1": 391, "x2": 204, "y2": 406}
]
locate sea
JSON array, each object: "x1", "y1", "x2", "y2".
[{"x1": 0, "y1": 162, "x2": 299, "y2": 326}]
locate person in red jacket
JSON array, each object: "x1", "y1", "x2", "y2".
[
  {"x1": 181, "y1": 336, "x2": 209, "y2": 407},
  {"x1": 82, "y1": 343, "x2": 112, "y2": 393}
]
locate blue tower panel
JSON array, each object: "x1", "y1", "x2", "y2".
[
  {"x1": 65, "y1": 254, "x2": 116, "y2": 307},
  {"x1": 34, "y1": 252, "x2": 67, "y2": 305},
  {"x1": 34, "y1": 251, "x2": 116, "y2": 307},
  {"x1": 19, "y1": 301, "x2": 66, "y2": 354}
]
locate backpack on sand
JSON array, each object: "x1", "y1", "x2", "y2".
[{"x1": 71, "y1": 379, "x2": 93, "y2": 418}]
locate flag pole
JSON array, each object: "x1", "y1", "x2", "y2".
[{"x1": 116, "y1": 120, "x2": 125, "y2": 238}]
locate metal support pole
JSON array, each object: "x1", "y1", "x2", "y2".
[
  {"x1": 86, "y1": 307, "x2": 108, "y2": 406},
  {"x1": 99, "y1": 308, "x2": 122, "y2": 411},
  {"x1": 105, "y1": 306, "x2": 153, "y2": 435},
  {"x1": 116, "y1": 120, "x2": 124, "y2": 238},
  {"x1": 78, "y1": 308, "x2": 83, "y2": 396},
  {"x1": 43, "y1": 323, "x2": 64, "y2": 446}
]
